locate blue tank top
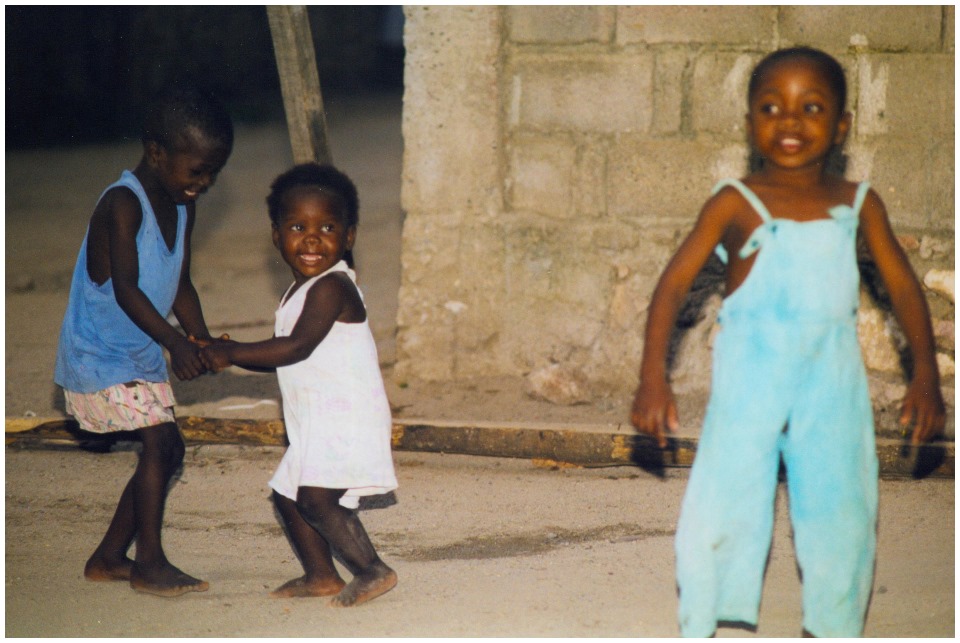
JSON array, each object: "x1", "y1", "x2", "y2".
[{"x1": 54, "y1": 170, "x2": 187, "y2": 393}]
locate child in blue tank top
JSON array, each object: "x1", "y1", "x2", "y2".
[
  {"x1": 630, "y1": 47, "x2": 945, "y2": 637},
  {"x1": 54, "y1": 84, "x2": 233, "y2": 597}
]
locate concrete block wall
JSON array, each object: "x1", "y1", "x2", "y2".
[{"x1": 397, "y1": 6, "x2": 954, "y2": 409}]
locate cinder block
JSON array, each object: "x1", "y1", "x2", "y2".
[
  {"x1": 855, "y1": 138, "x2": 949, "y2": 230},
  {"x1": 854, "y1": 54, "x2": 954, "y2": 140},
  {"x1": 402, "y1": 6, "x2": 502, "y2": 214},
  {"x1": 455, "y1": 220, "x2": 508, "y2": 366},
  {"x1": 511, "y1": 53, "x2": 654, "y2": 133},
  {"x1": 573, "y1": 137, "x2": 608, "y2": 218},
  {"x1": 395, "y1": 318, "x2": 456, "y2": 382},
  {"x1": 690, "y1": 52, "x2": 758, "y2": 137},
  {"x1": 780, "y1": 5, "x2": 943, "y2": 52},
  {"x1": 398, "y1": 213, "x2": 462, "y2": 283},
  {"x1": 611, "y1": 225, "x2": 685, "y2": 283},
  {"x1": 616, "y1": 5, "x2": 776, "y2": 46},
  {"x1": 508, "y1": 6, "x2": 614, "y2": 44},
  {"x1": 497, "y1": 218, "x2": 615, "y2": 370},
  {"x1": 946, "y1": 6, "x2": 954, "y2": 53},
  {"x1": 395, "y1": 267, "x2": 460, "y2": 382},
  {"x1": 508, "y1": 134, "x2": 578, "y2": 218},
  {"x1": 608, "y1": 137, "x2": 729, "y2": 221},
  {"x1": 652, "y1": 49, "x2": 690, "y2": 136},
  {"x1": 395, "y1": 214, "x2": 462, "y2": 380}
]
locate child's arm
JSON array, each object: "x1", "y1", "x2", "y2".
[
  {"x1": 105, "y1": 190, "x2": 206, "y2": 381},
  {"x1": 859, "y1": 190, "x2": 946, "y2": 444},
  {"x1": 631, "y1": 191, "x2": 736, "y2": 447},
  {"x1": 200, "y1": 272, "x2": 363, "y2": 372},
  {"x1": 171, "y1": 203, "x2": 215, "y2": 345}
]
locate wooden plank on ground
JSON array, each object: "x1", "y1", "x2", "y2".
[{"x1": 5, "y1": 417, "x2": 954, "y2": 479}]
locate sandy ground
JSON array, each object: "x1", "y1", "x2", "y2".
[
  {"x1": 5, "y1": 447, "x2": 955, "y2": 637},
  {"x1": 5, "y1": 92, "x2": 955, "y2": 637}
]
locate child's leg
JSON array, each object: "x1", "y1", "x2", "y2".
[
  {"x1": 126, "y1": 421, "x2": 209, "y2": 597},
  {"x1": 84, "y1": 478, "x2": 137, "y2": 581},
  {"x1": 270, "y1": 490, "x2": 346, "y2": 597},
  {"x1": 295, "y1": 486, "x2": 397, "y2": 607},
  {"x1": 782, "y1": 337, "x2": 877, "y2": 637},
  {"x1": 675, "y1": 325, "x2": 792, "y2": 636}
]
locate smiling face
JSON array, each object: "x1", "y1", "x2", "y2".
[
  {"x1": 746, "y1": 57, "x2": 851, "y2": 173},
  {"x1": 272, "y1": 186, "x2": 356, "y2": 286},
  {"x1": 148, "y1": 126, "x2": 231, "y2": 204}
]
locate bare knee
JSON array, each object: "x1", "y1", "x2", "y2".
[
  {"x1": 140, "y1": 422, "x2": 185, "y2": 472},
  {"x1": 295, "y1": 487, "x2": 343, "y2": 526}
]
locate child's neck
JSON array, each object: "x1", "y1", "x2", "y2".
[
  {"x1": 755, "y1": 161, "x2": 835, "y2": 189},
  {"x1": 133, "y1": 161, "x2": 177, "y2": 211}
]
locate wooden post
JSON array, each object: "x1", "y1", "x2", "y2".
[{"x1": 267, "y1": 5, "x2": 332, "y2": 165}]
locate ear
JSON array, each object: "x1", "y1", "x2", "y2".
[
  {"x1": 745, "y1": 113, "x2": 756, "y2": 146},
  {"x1": 145, "y1": 140, "x2": 166, "y2": 167},
  {"x1": 834, "y1": 111, "x2": 852, "y2": 145},
  {"x1": 272, "y1": 225, "x2": 281, "y2": 249},
  {"x1": 345, "y1": 225, "x2": 357, "y2": 251}
]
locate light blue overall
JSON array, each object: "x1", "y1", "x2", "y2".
[{"x1": 675, "y1": 179, "x2": 878, "y2": 638}]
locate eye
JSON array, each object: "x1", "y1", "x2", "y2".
[
  {"x1": 804, "y1": 103, "x2": 824, "y2": 114},
  {"x1": 759, "y1": 103, "x2": 779, "y2": 115},
  {"x1": 290, "y1": 223, "x2": 304, "y2": 232}
]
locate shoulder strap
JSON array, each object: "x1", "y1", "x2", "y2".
[
  {"x1": 851, "y1": 181, "x2": 871, "y2": 215},
  {"x1": 712, "y1": 178, "x2": 773, "y2": 223}
]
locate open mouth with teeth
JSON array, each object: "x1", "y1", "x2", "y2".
[
  {"x1": 298, "y1": 253, "x2": 324, "y2": 266},
  {"x1": 779, "y1": 137, "x2": 802, "y2": 152}
]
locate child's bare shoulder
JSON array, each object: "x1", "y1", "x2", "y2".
[
  {"x1": 824, "y1": 174, "x2": 867, "y2": 202},
  {"x1": 699, "y1": 181, "x2": 758, "y2": 231},
  {"x1": 89, "y1": 185, "x2": 143, "y2": 232},
  {"x1": 306, "y1": 270, "x2": 365, "y2": 321},
  {"x1": 96, "y1": 184, "x2": 142, "y2": 219}
]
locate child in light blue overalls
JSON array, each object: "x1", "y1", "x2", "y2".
[{"x1": 631, "y1": 47, "x2": 945, "y2": 637}]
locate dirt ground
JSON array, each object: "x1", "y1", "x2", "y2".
[
  {"x1": 5, "y1": 446, "x2": 955, "y2": 638},
  {"x1": 5, "y1": 92, "x2": 955, "y2": 637}
]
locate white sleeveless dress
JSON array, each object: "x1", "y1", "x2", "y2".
[{"x1": 268, "y1": 261, "x2": 398, "y2": 509}]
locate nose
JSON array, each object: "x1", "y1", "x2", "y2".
[
  {"x1": 778, "y1": 110, "x2": 801, "y2": 131},
  {"x1": 198, "y1": 173, "x2": 217, "y2": 191}
]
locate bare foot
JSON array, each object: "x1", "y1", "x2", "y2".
[
  {"x1": 269, "y1": 575, "x2": 346, "y2": 598},
  {"x1": 329, "y1": 566, "x2": 397, "y2": 607},
  {"x1": 84, "y1": 555, "x2": 134, "y2": 582},
  {"x1": 129, "y1": 563, "x2": 209, "y2": 598}
]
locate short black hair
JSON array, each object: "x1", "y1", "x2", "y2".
[
  {"x1": 142, "y1": 83, "x2": 234, "y2": 153},
  {"x1": 266, "y1": 163, "x2": 359, "y2": 228},
  {"x1": 748, "y1": 46, "x2": 848, "y2": 113}
]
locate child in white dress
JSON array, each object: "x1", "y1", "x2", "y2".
[{"x1": 200, "y1": 163, "x2": 398, "y2": 606}]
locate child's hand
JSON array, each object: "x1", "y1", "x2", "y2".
[
  {"x1": 899, "y1": 378, "x2": 947, "y2": 444},
  {"x1": 199, "y1": 342, "x2": 234, "y2": 374},
  {"x1": 169, "y1": 336, "x2": 207, "y2": 381},
  {"x1": 188, "y1": 333, "x2": 231, "y2": 348},
  {"x1": 630, "y1": 379, "x2": 678, "y2": 449}
]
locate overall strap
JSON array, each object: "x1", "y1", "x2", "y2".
[
  {"x1": 711, "y1": 179, "x2": 773, "y2": 263},
  {"x1": 851, "y1": 181, "x2": 871, "y2": 216},
  {"x1": 711, "y1": 178, "x2": 773, "y2": 223},
  {"x1": 827, "y1": 181, "x2": 871, "y2": 229}
]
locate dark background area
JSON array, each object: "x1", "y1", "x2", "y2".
[{"x1": 5, "y1": 6, "x2": 404, "y2": 149}]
